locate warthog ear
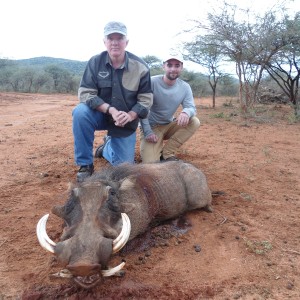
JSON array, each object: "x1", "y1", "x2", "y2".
[
  {"x1": 119, "y1": 176, "x2": 136, "y2": 190},
  {"x1": 119, "y1": 177, "x2": 136, "y2": 213}
]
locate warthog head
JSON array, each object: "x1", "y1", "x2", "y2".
[{"x1": 37, "y1": 180, "x2": 132, "y2": 288}]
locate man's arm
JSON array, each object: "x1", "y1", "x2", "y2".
[
  {"x1": 140, "y1": 118, "x2": 158, "y2": 143},
  {"x1": 78, "y1": 57, "x2": 107, "y2": 109},
  {"x1": 181, "y1": 83, "x2": 197, "y2": 117}
]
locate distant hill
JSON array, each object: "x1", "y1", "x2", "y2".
[{"x1": 16, "y1": 57, "x2": 87, "y2": 76}]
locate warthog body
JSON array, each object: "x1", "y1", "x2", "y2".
[{"x1": 37, "y1": 161, "x2": 212, "y2": 288}]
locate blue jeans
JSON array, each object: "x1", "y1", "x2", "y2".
[{"x1": 72, "y1": 103, "x2": 136, "y2": 166}]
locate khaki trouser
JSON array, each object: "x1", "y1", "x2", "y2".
[{"x1": 140, "y1": 116, "x2": 200, "y2": 163}]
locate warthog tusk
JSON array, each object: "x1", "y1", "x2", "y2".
[
  {"x1": 113, "y1": 213, "x2": 128, "y2": 244},
  {"x1": 36, "y1": 214, "x2": 56, "y2": 253},
  {"x1": 51, "y1": 262, "x2": 125, "y2": 279},
  {"x1": 50, "y1": 269, "x2": 73, "y2": 278},
  {"x1": 102, "y1": 261, "x2": 126, "y2": 277},
  {"x1": 112, "y1": 213, "x2": 131, "y2": 253}
]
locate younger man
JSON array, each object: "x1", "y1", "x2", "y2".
[{"x1": 140, "y1": 55, "x2": 200, "y2": 162}]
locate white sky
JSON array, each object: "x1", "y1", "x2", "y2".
[{"x1": 1, "y1": 0, "x2": 299, "y2": 70}]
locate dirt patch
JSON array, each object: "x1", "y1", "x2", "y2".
[{"x1": 0, "y1": 92, "x2": 299, "y2": 299}]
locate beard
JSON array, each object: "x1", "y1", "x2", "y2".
[{"x1": 165, "y1": 73, "x2": 179, "y2": 81}]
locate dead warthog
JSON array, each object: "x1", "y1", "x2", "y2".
[{"x1": 37, "y1": 161, "x2": 212, "y2": 288}]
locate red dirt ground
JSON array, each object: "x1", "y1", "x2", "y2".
[{"x1": 0, "y1": 92, "x2": 299, "y2": 300}]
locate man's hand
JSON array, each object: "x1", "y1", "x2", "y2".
[
  {"x1": 177, "y1": 112, "x2": 189, "y2": 127},
  {"x1": 145, "y1": 133, "x2": 158, "y2": 143},
  {"x1": 113, "y1": 111, "x2": 136, "y2": 127},
  {"x1": 97, "y1": 104, "x2": 137, "y2": 127}
]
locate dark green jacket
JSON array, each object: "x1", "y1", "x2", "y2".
[{"x1": 79, "y1": 51, "x2": 153, "y2": 137}]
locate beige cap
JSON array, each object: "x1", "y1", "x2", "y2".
[
  {"x1": 163, "y1": 55, "x2": 183, "y2": 63},
  {"x1": 104, "y1": 21, "x2": 127, "y2": 36}
]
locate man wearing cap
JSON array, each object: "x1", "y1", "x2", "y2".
[
  {"x1": 72, "y1": 21, "x2": 153, "y2": 181},
  {"x1": 140, "y1": 55, "x2": 200, "y2": 163}
]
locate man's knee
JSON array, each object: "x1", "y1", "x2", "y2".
[
  {"x1": 72, "y1": 103, "x2": 90, "y2": 120},
  {"x1": 140, "y1": 142, "x2": 161, "y2": 163},
  {"x1": 188, "y1": 116, "x2": 201, "y2": 131}
]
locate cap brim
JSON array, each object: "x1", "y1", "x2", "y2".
[
  {"x1": 105, "y1": 30, "x2": 126, "y2": 36},
  {"x1": 164, "y1": 57, "x2": 183, "y2": 63}
]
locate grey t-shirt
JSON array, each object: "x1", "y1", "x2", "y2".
[{"x1": 140, "y1": 75, "x2": 197, "y2": 137}]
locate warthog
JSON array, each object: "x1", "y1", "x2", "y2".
[{"x1": 37, "y1": 161, "x2": 212, "y2": 288}]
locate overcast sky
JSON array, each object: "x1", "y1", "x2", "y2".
[{"x1": 1, "y1": 0, "x2": 299, "y2": 70}]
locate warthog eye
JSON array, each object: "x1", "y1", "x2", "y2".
[
  {"x1": 105, "y1": 190, "x2": 119, "y2": 213},
  {"x1": 109, "y1": 190, "x2": 116, "y2": 196}
]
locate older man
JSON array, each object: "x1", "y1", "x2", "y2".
[{"x1": 72, "y1": 21, "x2": 153, "y2": 181}]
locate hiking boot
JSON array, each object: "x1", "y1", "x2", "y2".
[
  {"x1": 161, "y1": 156, "x2": 181, "y2": 162},
  {"x1": 95, "y1": 136, "x2": 109, "y2": 158},
  {"x1": 76, "y1": 164, "x2": 94, "y2": 182}
]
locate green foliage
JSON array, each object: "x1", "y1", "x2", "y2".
[
  {"x1": 217, "y1": 75, "x2": 239, "y2": 96},
  {"x1": 287, "y1": 112, "x2": 300, "y2": 124},
  {"x1": 17, "y1": 57, "x2": 87, "y2": 76},
  {"x1": 143, "y1": 55, "x2": 162, "y2": 69},
  {"x1": 0, "y1": 58, "x2": 17, "y2": 69},
  {"x1": 243, "y1": 238, "x2": 273, "y2": 255},
  {"x1": 0, "y1": 58, "x2": 81, "y2": 93},
  {"x1": 181, "y1": 2, "x2": 300, "y2": 116},
  {"x1": 0, "y1": 56, "x2": 238, "y2": 96},
  {"x1": 150, "y1": 67, "x2": 164, "y2": 77},
  {"x1": 210, "y1": 112, "x2": 225, "y2": 118}
]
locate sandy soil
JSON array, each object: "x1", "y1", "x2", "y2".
[{"x1": 0, "y1": 92, "x2": 299, "y2": 300}]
